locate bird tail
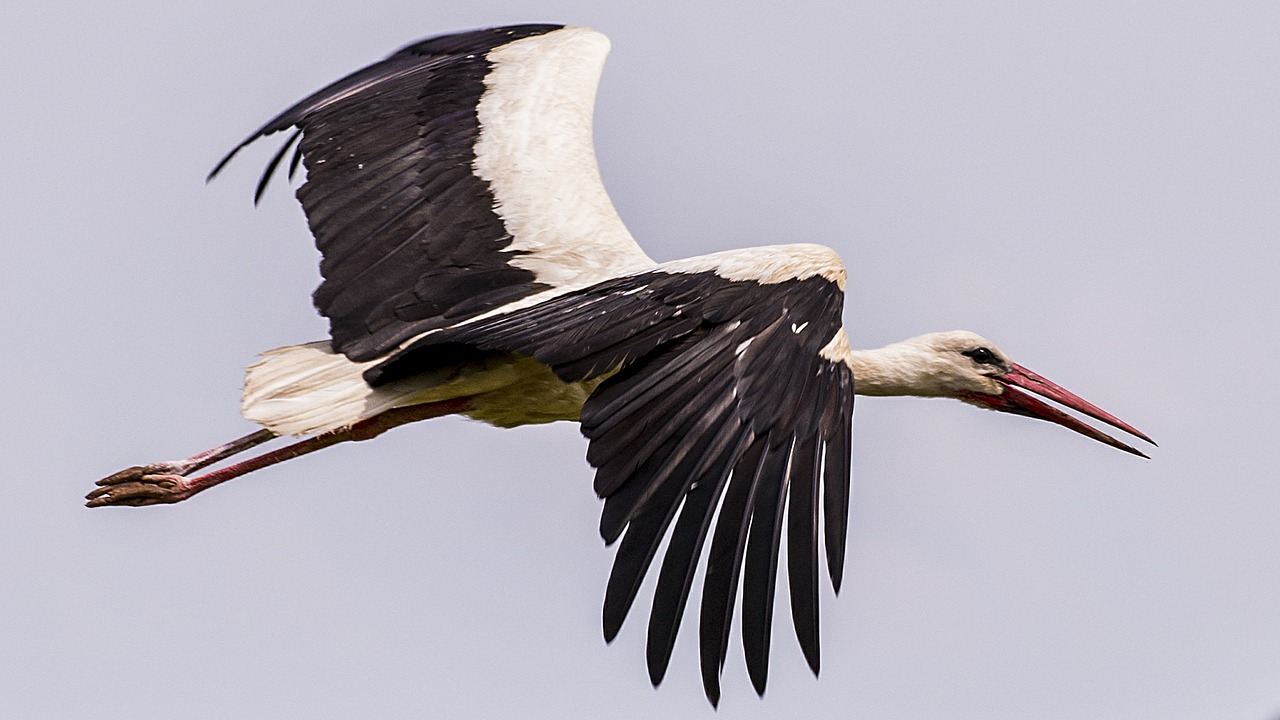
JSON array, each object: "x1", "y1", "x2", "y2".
[{"x1": 240, "y1": 341, "x2": 400, "y2": 436}]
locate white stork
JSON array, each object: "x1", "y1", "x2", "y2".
[{"x1": 87, "y1": 24, "x2": 1154, "y2": 705}]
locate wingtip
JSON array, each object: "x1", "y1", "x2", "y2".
[
  {"x1": 644, "y1": 613, "x2": 680, "y2": 690},
  {"x1": 804, "y1": 647, "x2": 821, "y2": 677},
  {"x1": 646, "y1": 658, "x2": 667, "y2": 689},
  {"x1": 602, "y1": 609, "x2": 623, "y2": 644},
  {"x1": 704, "y1": 685, "x2": 721, "y2": 709},
  {"x1": 598, "y1": 499, "x2": 628, "y2": 545},
  {"x1": 700, "y1": 662, "x2": 723, "y2": 708},
  {"x1": 252, "y1": 129, "x2": 302, "y2": 205},
  {"x1": 795, "y1": 624, "x2": 821, "y2": 678},
  {"x1": 746, "y1": 650, "x2": 770, "y2": 697},
  {"x1": 207, "y1": 144, "x2": 243, "y2": 184},
  {"x1": 599, "y1": 519, "x2": 624, "y2": 546}
]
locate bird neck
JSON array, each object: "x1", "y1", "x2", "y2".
[
  {"x1": 820, "y1": 330, "x2": 937, "y2": 397},
  {"x1": 844, "y1": 345, "x2": 930, "y2": 396},
  {"x1": 833, "y1": 335, "x2": 969, "y2": 398}
]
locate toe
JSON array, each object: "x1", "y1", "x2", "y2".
[
  {"x1": 85, "y1": 475, "x2": 190, "y2": 507},
  {"x1": 95, "y1": 466, "x2": 147, "y2": 486},
  {"x1": 95, "y1": 462, "x2": 184, "y2": 486}
]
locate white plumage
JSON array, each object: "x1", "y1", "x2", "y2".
[
  {"x1": 89, "y1": 24, "x2": 1153, "y2": 706},
  {"x1": 476, "y1": 28, "x2": 653, "y2": 283}
]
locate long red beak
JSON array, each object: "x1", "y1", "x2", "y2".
[{"x1": 963, "y1": 364, "x2": 1155, "y2": 458}]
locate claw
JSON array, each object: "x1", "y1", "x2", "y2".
[
  {"x1": 94, "y1": 462, "x2": 187, "y2": 487},
  {"x1": 86, "y1": 472, "x2": 193, "y2": 507}
]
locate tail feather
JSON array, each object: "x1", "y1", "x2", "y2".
[{"x1": 241, "y1": 341, "x2": 398, "y2": 436}]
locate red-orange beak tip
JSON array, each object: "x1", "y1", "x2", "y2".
[{"x1": 964, "y1": 363, "x2": 1154, "y2": 457}]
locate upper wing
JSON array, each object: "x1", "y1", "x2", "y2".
[
  {"x1": 368, "y1": 244, "x2": 855, "y2": 704},
  {"x1": 210, "y1": 25, "x2": 654, "y2": 361}
]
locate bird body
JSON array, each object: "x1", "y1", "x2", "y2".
[
  {"x1": 241, "y1": 339, "x2": 601, "y2": 433},
  {"x1": 90, "y1": 23, "x2": 1153, "y2": 705},
  {"x1": 242, "y1": 242, "x2": 846, "y2": 435}
]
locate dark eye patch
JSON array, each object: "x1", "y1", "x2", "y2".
[{"x1": 962, "y1": 347, "x2": 1000, "y2": 365}]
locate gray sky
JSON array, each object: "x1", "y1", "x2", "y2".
[{"x1": 4, "y1": 1, "x2": 1279, "y2": 718}]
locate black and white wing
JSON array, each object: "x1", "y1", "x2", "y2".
[
  {"x1": 211, "y1": 25, "x2": 654, "y2": 361},
  {"x1": 214, "y1": 25, "x2": 857, "y2": 703},
  {"x1": 368, "y1": 245, "x2": 856, "y2": 704}
]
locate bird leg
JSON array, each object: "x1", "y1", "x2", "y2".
[
  {"x1": 97, "y1": 429, "x2": 279, "y2": 482},
  {"x1": 86, "y1": 398, "x2": 472, "y2": 508}
]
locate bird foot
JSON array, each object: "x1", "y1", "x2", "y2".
[{"x1": 86, "y1": 465, "x2": 196, "y2": 507}]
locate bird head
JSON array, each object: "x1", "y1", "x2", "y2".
[{"x1": 896, "y1": 331, "x2": 1155, "y2": 457}]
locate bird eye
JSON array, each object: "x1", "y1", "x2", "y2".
[{"x1": 962, "y1": 347, "x2": 999, "y2": 365}]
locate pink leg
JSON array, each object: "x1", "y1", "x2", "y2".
[
  {"x1": 86, "y1": 399, "x2": 471, "y2": 508},
  {"x1": 94, "y1": 428, "x2": 277, "y2": 484}
]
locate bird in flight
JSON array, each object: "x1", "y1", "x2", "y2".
[{"x1": 88, "y1": 24, "x2": 1154, "y2": 705}]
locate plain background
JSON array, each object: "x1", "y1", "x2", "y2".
[{"x1": 4, "y1": 1, "x2": 1278, "y2": 718}]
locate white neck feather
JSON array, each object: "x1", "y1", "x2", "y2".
[
  {"x1": 820, "y1": 330, "x2": 964, "y2": 398},
  {"x1": 844, "y1": 345, "x2": 939, "y2": 396}
]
